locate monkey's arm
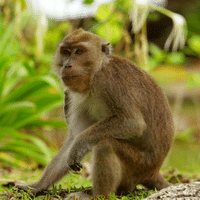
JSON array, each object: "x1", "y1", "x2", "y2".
[
  {"x1": 67, "y1": 111, "x2": 146, "y2": 166},
  {"x1": 15, "y1": 133, "x2": 75, "y2": 194}
]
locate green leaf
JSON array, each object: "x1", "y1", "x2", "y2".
[
  {"x1": 0, "y1": 19, "x2": 15, "y2": 55},
  {"x1": 149, "y1": 43, "x2": 166, "y2": 63},
  {"x1": 175, "y1": 127, "x2": 196, "y2": 142},
  {"x1": 29, "y1": 119, "x2": 66, "y2": 128},
  {"x1": 23, "y1": 60, "x2": 36, "y2": 76},
  {"x1": 188, "y1": 35, "x2": 200, "y2": 56},
  {"x1": 29, "y1": 137, "x2": 52, "y2": 163},
  {"x1": 0, "y1": 126, "x2": 53, "y2": 165},
  {"x1": 0, "y1": 11, "x2": 29, "y2": 56},
  {"x1": 1, "y1": 76, "x2": 23, "y2": 99},
  {"x1": 96, "y1": 22, "x2": 123, "y2": 44},
  {"x1": 84, "y1": 0, "x2": 94, "y2": 4},
  {"x1": 148, "y1": 57, "x2": 159, "y2": 70},
  {"x1": 40, "y1": 75, "x2": 63, "y2": 95},
  {"x1": 95, "y1": 4, "x2": 111, "y2": 21},
  {"x1": 13, "y1": 95, "x2": 63, "y2": 129},
  {"x1": 2, "y1": 79, "x2": 49, "y2": 103},
  {"x1": 0, "y1": 157, "x2": 21, "y2": 168},
  {"x1": 187, "y1": 73, "x2": 200, "y2": 89},
  {"x1": 0, "y1": 57, "x2": 14, "y2": 99},
  {"x1": 0, "y1": 101, "x2": 36, "y2": 117},
  {"x1": 0, "y1": 56, "x2": 13, "y2": 79},
  {"x1": 1, "y1": 60, "x2": 37, "y2": 98},
  {"x1": 166, "y1": 52, "x2": 186, "y2": 65},
  {"x1": 2, "y1": 74, "x2": 64, "y2": 104},
  {"x1": 0, "y1": 126, "x2": 21, "y2": 140},
  {"x1": 0, "y1": 146, "x2": 49, "y2": 165}
]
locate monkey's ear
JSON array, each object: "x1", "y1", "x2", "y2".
[{"x1": 101, "y1": 43, "x2": 110, "y2": 56}]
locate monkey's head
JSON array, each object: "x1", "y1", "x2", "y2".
[{"x1": 55, "y1": 28, "x2": 110, "y2": 93}]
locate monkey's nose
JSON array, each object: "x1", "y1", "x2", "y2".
[{"x1": 65, "y1": 65, "x2": 72, "y2": 69}]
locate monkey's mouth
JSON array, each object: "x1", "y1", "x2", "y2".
[{"x1": 62, "y1": 75, "x2": 80, "y2": 79}]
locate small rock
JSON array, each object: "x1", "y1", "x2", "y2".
[{"x1": 145, "y1": 182, "x2": 200, "y2": 200}]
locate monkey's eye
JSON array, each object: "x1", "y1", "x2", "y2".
[
  {"x1": 75, "y1": 49, "x2": 83, "y2": 55},
  {"x1": 57, "y1": 63, "x2": 63, "y2": 67},
  {"x1": 60, "y1": 48, "x2": 71, "y2": 56}
]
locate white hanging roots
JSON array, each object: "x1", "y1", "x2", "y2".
[{"x1": 130, "y1": 0, "x2": 187, "y2": 51}]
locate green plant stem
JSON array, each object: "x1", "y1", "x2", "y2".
[{"x1": 149, "y1": 4, "x2": 173, "y2": 18}]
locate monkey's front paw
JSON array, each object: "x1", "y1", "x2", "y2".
[
  {"x1": 67, "y1": 150, "x2": 83, "y2": 171},
  {"x1": 69, "y1": 163, "x2": 83, "y2": 171}
]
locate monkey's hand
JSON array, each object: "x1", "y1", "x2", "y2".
[
  {"x1": 67, "y1": 152, "x2": 83, "y2": 172},
  {"x1": 67, "y1": 144, "x2": 87, "y2": 171},
  {"x1": 69, "y1": 163, "x2": 83, "y2": 171}
]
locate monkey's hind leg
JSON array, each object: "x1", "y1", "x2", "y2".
[
  {"x1": 92, "y1": 138, "x2": 122, "y2": 198},
  {"x1": 142, "y1": 172, "x2": 170, "y2": 190}
]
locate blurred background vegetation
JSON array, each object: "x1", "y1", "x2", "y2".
[{"x1": 0, "y1": 0, "x2": 200, "y2": 177}]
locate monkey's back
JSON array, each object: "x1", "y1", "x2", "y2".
[{"x1": 93, "y1": 54, "x2": 174, "y2": 161}]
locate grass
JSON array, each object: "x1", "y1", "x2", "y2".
[
  {"x1": 1, "y1": 138, "x2": 200, "y2": 199},
  {"x1": 1, "y1": 166, "x2": 200, "y2": 199},
  {"x1": 0, "y1": 168, "x2": 155, "y2": 200}
]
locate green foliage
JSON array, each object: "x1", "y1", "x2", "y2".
[
  {"x1": 84, "y1": 0, "x2": 94, "y2": 4},
  {"x1": 149, "y1": 43, "x2": 186, "y2": 70},
  {"x1": 44, "y1": 21, "x2": 70, "y2": 53},
  {"x1": 94, "y1": 4, "x2": 124, "y2": 44},
  {"x1": 0, "y1": 61, "x2": 64, "y2": 129},
  {"x1": 114, "y1": 0, "x2": 132, "y2": 13},
  {"x1": 186, "y1": 1, "x2": 200, "y2": 36},
  {"x1": 0, "y1": 12, "x2": 65, "y2": 166},
  {"x1": 175, "y1": 127, "x2": 197, "y2": 142},
  {"x1": 96, "y1": 21, "x2": 123, "y2": 44},
  {"x1": 1, "y1": 0, "x2": 199, "y2": 171},
  {"x1": 188, "y1": 35, "x2": 200, "y2": 57},
  {"x1": 165, "y1": 52, "x2": 186, "y2": 65},
  {"x1": 187, "y1": 73, "x2": 200, "y2": 89},
  {"x1": 95, "y1": 4, "x2": 111, "y2": 21},
  {"x1": 0, "y1": 128, "x2": 54, "y2": 166},
  {"x1": 0, "y1": 12, "x2": 29, "y2": 57},
  {"x1": 164, "y1": 140, "x2": 200, "y2": 173}
]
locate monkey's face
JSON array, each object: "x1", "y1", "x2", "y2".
[
  {"x1": 56, "y1": 41, "x2": 99, "y2": 93},
  {"x1": 55, "y1": 29, "x2": 110, "y2": 93}
]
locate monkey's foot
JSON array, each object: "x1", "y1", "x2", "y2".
[
  {"x1": 65, "y1": 191, "x2": 91, "y2": 200},
  {"x1": 14, "y1": 183, "x2": 38, "y2": 195}
]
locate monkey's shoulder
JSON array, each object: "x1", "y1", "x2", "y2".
[{"x1": 95, "y1": 54, "x2": 163, "y2": 94}]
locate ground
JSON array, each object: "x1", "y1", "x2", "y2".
[{"x1": 0, "y1": 165, "x2": 200, "y2": 200}]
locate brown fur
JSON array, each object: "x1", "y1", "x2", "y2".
[{"x1": 15, "y1": 29, "x2": 174, "y2": 199}]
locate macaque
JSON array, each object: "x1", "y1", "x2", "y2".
[{"x1": 15, "y1": 29, "x2": 174, "y2": 199}]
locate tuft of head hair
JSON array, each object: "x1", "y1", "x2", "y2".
[
  {"x1": 64, "y1": 28, "x2": 104, "y2": 44},
  {"x1": 63, "y1": 29, "x2": 111, "y2": 57}
]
